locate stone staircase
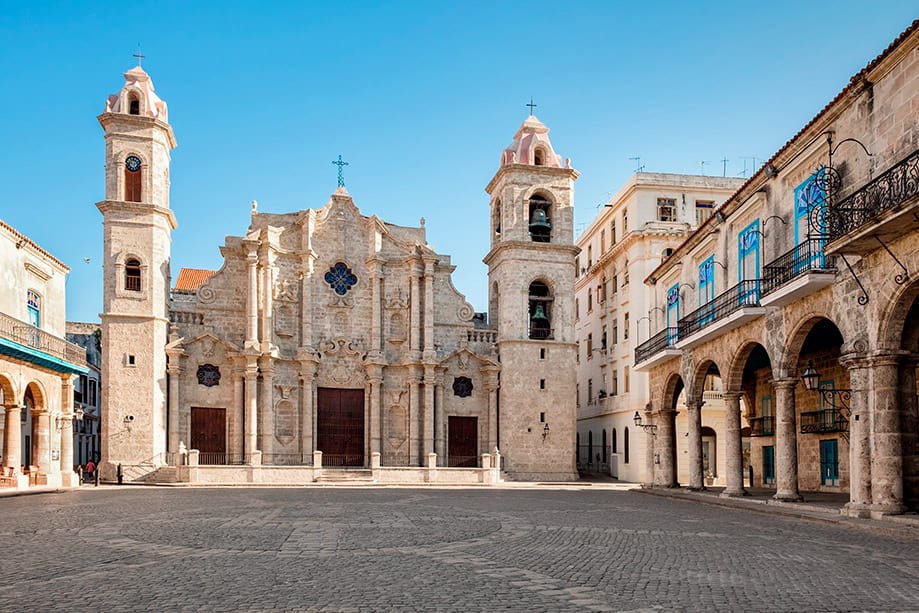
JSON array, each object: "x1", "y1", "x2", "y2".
[{"x1": 314, "y1": 469, "x2": 376, "y2": 484}]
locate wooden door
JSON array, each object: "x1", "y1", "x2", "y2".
[
  {"x1": 191, "y1": 407, "x2": 226, "y2": 465},
  {"x1": 317, "y1": 388, "x2": 365, "y2": 467},
  {"x1": 448, "y1": 416, "x2": 478, "y2": 467}
]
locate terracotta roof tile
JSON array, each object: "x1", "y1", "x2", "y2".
[{"x1": 174, "y1": 268, "x2": 216, "y2": 292}]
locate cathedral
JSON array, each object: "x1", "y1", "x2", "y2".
[{"x1": 98, "y1": 65, "x2": 579, "y2": 483}]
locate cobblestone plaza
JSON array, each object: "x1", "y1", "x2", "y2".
[{"x1": 2, "y1": 486, "x2": 918, "y2": 611}]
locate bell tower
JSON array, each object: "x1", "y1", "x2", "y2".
[
  {"x1": 484, "y1": 114, "x2": 579, "y2": 480},
  {"x1": 97, "y1": 64, "x2": 177, "y2": 479}
]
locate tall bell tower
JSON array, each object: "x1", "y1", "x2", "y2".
[
  {"x1": 97, "y1": 64, "x2": 177, "y2": 479},
  {"x1": 484, "y1": 114, "x2": 579, "y2": 480}
]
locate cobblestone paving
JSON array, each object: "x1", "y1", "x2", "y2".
[{"x1": 1, "y1": 486, "x2": 918, "y2": 612}]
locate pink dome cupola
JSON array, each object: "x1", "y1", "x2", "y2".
[
  {"x1": 104, "y1": 66, "x2": 169, "y2": 122},
  {"x1": 500, "y1": 115, "x2": 564, "y2": 168}
]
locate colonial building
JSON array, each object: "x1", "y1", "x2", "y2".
[
  {"x1": 98, "y1": 66, "x2": 578, "y2": 483},
  {"x1": 66, "y1": 322, "x2": 102, "y2": 468},
  {"x1": 0, "y1": 220, "x2": 87, "y2": 489},
  {"x1": 575, "y1": 173, "x2": 742, "y2": 482},
  {"x1": 636, "y1": 20, "x2": 919, "y2": 517}
]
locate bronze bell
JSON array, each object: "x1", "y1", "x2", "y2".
[
  {"x1": 529, "y1": 208, "x2": 551, "y2": 232},
  {"x1": 531, "y1": 303, "x2": 548, "y2": 321}
]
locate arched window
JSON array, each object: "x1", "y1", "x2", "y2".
[
  {"x1": 492, "y1": 199, "x2": 502, "y2": 238},
  {"x1": 27, "y1": 289, "x2": 41, "y2": 328},
  {"x1": 129, "y1": 96, "x2": 140, "y2": 115},
  {"x1": 124, "y1": 155, "x2": 142, "y2": 202},
  {"x1": 624, "y1": 427, "x2": 630, "y2": 464},
  {"x1": 528, "y1": 281, "x2": 552, "y2": 339},
  {"x1": 612, "y1": 428, "x2": 618, "y2": 454},
  {"x1": 528, "y1": 193, "x2": 552, "y2": 243},
  {"x1": 125, "y1": 259, "x2": 141, "y2": 291},
  {"x1": 602, "y1": 429, "x2": 608, "y2": 463},
  {"x1": 534, "y1": 148, "x2": 545, "y2": 166}
]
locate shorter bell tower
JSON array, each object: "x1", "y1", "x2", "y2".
[
  {"x1": 484, "y1": 114, "x2": 579, "y2": 480},
  {"x1": 97, "y1": 63, "x2": 177, "y2": 479}
]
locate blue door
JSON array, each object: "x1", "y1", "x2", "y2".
[
  {"x1": 763, "y1": 445, "x2": 775, "y2": 485},
  {"x1": 820, "y1": 439, "x2": 839, "y2": 486}
]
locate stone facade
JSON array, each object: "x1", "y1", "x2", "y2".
[
  {"x1": 0, "y1": 220, "x2": 87, "y2": 489},
  {"x1": 575, "y1": 173, "x2": 742, "y2": 483},
  {"x1": 637, "y1": 21, "x2": 919, "y2": 516},
  {"x1": 98, "y1": 70, "x2": 579, "y2": 481}
]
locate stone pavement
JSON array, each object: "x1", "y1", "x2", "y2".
[{"x1": 1, "y1": 486, "x2": 918, "y2": 612}]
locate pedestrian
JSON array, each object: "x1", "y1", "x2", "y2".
[{"x1": 85, "y1": 459, "x2": 95, "y2": 482}]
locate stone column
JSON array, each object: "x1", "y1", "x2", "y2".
[
  {"x1": 245, "y1": 244, "x2": 259, "y2": 349},
  {"x1": 2, "y1": 404, "x2": 21, "y2": 472},
  {"x1": 259, "y1": 357, "x2": 274, "y2": 461},
  {"x1": 486, "y1": 381, "x2": 498, "y2": 454},
  {"x1": 870, "y1": 354, "x2": 905, "y2": 515},
  {"x1": 370, "y1": 260, "x2": 382, "y2": 353},
  {"x1": 686, "y1": 401, "x2": 704, "y2": 490},
  {"x1": 409, "y1": 376, "x2": 421, "y2": 465},
  {"x1": 642, "y1": 411, "x2": 654, "y2": 488},
  {"x1": 721, "y1": 392, "x2": 746, "y2": 497},
  {"x1": 300, "y1": 255, "x2": 314, "y2": 347},
  {"x1": 898, "y1": 357, "x2": 919, "y2": 513},
  {"x1": 300, "y1": 371, "x2": 315, "y2": 459},
  {"x1": 773, "y1": 378, "x2": 802, "y2": 501},
  {"x1": 434, "y1": 374, "x2": 445, "y2": 463},
  {"x1": 166, "y1": 352, "x2": 183, "y2": 454},
  {"x1": 244, "y1": 359, "x2": 259, "y2": 458},
  {"x1": 260, "y1": 251, "x2": 275, "y2": 354},
  {"x1": 232, "y1": 365, "x2": 245, "y2": 458},
  {"x1": 369, "y1": 376, "x2": 382, "y2": 457},
  {"x1": 423, "y1": 261, "x2": 435, "y2": 353},
  {"x1": 409, "y1": 267, "x2": 420, "y2": 355},
  {"x1": 423, "y1": 366, "x2": 435, "y2": 457},
  {"x1": 59, "y1": 377, "x2": 76, "y2": 486},
  {"x1": 841, "y1": 355, "x2": 871, "y2": 515},
  {"x1": 32, "y1": 409, "x2": 50, "y2": 474},
  {"x1": 655, "y1": 409, "x2": 677, "y2": 487}
]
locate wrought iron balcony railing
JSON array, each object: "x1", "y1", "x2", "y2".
[
  {"x1": 528, "y1": 328, "x2": 554, "y2": 340},
  {"x1": 828, "y1": 147, "x2": 919, "y2": 239},
  {"x1": 634, "y1": 327, "x2": 678, "y2": 364},
  {"x1": 762, "y1": 238, "x2": 837, "y2": 296},
  {"x1": 749, "y1": 416, "x2": 775, "y2": 437},
  {"x1": 800, "y1": 408, "x2": 849, "y2": 434},
  {"x1": 0, "y1": 311, "x2": 87, "y2": 367},
  {"x1": 678, "y1": 280, "x2": 761, "y2": 340}
]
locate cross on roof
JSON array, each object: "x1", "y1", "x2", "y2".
[
  {"x1": 133, "y1": 45, "x2": 145, "y2": 67},
  {"x1": 332, "y1": 155, "x2": 349, "y2": 187},
  {"x1": 526, "y1": 98, "x2": 537, "y2": 115}
]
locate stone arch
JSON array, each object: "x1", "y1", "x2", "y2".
[
  {"x1": 120, "y1": 86, "x2": 146, "y2": 116},
  {"x1": 660, "y1": 371, "x2": 685, "y2": 412},
  {"x1": 689, "y1": 358, "x2": 723, "y2": 405},
  {"x1": 23, "y1": 380, "x2": 46, "y2": 412},
  {"x1": 726, "y1": 340, "x2": 775, "y2": 393},
  {"x1": 876, "y1": 278, "x2": 919, "y2": 353},
  {"x1": 779, "y1": 312, "x2": 842, "y2": 376},
  {"x1": 0, "y1": 374, "x2": 17, "y2": 405}
]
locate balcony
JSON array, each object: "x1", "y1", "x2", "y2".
[
  {"x1": 675, "y1": 280, "x2": 766, "y2": 350},
  {"x1": 760, "y1": 238, "x2": 837, "y2": 307},
  {"x1": 0, "y1": 311, "x2": 87, "y2": 374},
  {"x1": 633, "y1": 327, "x2": 680, "y2": 371},
  {"x1": 826, "y1": 147, "x2": 919, "y2": 255},
  {"x1": 749, "y1": 416, "x2": 775, "y2": 437},
  {"x1": 528, "y1": 328, "x2": 554, "y2": 340},
  {"x1": 800, "y1": 409, "x2": 849, "y2": 434}
]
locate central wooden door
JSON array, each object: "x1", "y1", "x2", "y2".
[
  {"x1": 190, "y1": 407, "x2": 226, "y2": 465},
  {"x1": 448, "y1": 416, "x2": 478, "y2": 467},
  {"x1": 317, "y1": 388, "x2": 365, "y2": 467}
]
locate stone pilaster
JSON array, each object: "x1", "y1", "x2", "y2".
[
  {"x1": 869, "y1": 354, "x2": 905, "y2": 515},
  {"x1": 32, "y1": 409, "x2": 50, "y2": 475},
  {"x1": 423, "y1": 260, "x2": 435, "y2": 353},
  {"x1": 721, "y1": 392, "x2": 746, "y2": 497},
  {"x1": 485, "y1": 370, "x2": 499, "y2": 454},
  {"x1": 244, "y1": 242, "x2": 259, "y2": 350},
  {"x1": 166, "y1": 349, "x2": 184, "y2": 453},
  {"x1": 409, "y1": 267, "x2": 420, "y2": 356},
  {"x1": 258, "y1": 357, "x2": 274, "y2": 459},
  {"x1": 772, "y1": 378, "x2": 802, "y2": 501},
  {"x1": 423, "y1": 366, "x2": 435, "y2": 457},
  {"x1": 686, "y1": 401, "x2": 704, "y2": 490},
  {"x1": 409, "y1": 375, "x2": 421, "y2": 465},
  {"x1": 841, "y1": 355, "x2": 871, "y2": 516},
  {"x1": 244, "y1": 357, "x2": 259, "y2": 458},
  {"x1": 641, "y1": 408, "x2": 654, "y2": 488},
  {"x1": 434, "y1": 372, "x2": 446, "y2": 464},
  {"x1": 655, "y1": 408, "x2": 677, "y2": 487},
  {"x1": 2, "y1": 404, "x2": 21, "y2": 472},
  {"x1": 369, "y1": 375, "x2": 382, "y2": 457},
  {"x1": 232, "y1": 363, "x2": 245, "y2": 457}
]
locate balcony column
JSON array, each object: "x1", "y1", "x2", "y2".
[
  {"x1": 721, "y1": 392, "x2": 746, "y2": 497},
  {"x1": 772, "y1": 378, "x2": 802, "y2": 501},
  {"x1": 840, "y1": 354, "x2": 871, "y2": 516},
  {"x1": 2, "y1": 403, "x2": 21, "y2": 473},
  {"x1": 869, "y1": 354, "x2": 905, "y2": 515},
  {"x1": 655, "y1": 408, "x2": 678, "y2": 487},
  {"x1": 59, "y1": 376, "x2": 76, "y2": 487},
  {"x1": 686, "y1": 401, "x2": 704, "y2": 490}
]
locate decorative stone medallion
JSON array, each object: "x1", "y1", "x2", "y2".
[
  {"x1": 453, "y1": 376, "x2": 473, "y2": 398},
  {"x1": 196, "y1": 364, "x2": 221, "y2": 387},
  {"x1": 324, "y1": 262, "x2": 357, "y2": 296}
]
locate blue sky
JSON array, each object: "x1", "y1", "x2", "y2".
[{"x1": 1, "y1": 2, "x2": 915, "y2": 322}]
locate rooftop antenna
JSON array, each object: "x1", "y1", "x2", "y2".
[
  {"x1": 629, "y1": 156, "x2": 645, "y2": 173},
  {"x1": 739, "y1": 156, "x2": 760, "y2": 178},
  {"x1": 721, "y1": 157, "x2": 729, "y2": 177},
  {"x1": 700, "y1": 160, "x2": 711, "y2": 176}
]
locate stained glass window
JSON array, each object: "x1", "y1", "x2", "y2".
[
  {"x1": 324, "y1": 262, "x2": 357, "y2": 295},
  {"x1": 196, "y1": 364, "x2": 221, "y2": 387},
  {"x1": 453, "y1": 376, "x2": 473, "y2": 398}
]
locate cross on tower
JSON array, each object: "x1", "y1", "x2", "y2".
[
  {"x1": 526, "y1": 98, "x2": 537, "y2": 116},
  {"x1": 133, "y1": 45, "x2": 145, "y2": 67},
  {"x1": 332, "y1": 155, "x2": 349, "y2": 188}
]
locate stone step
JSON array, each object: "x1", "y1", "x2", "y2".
[{"x1": 315, "y1": 469, "x2": 375, "y2": 483}]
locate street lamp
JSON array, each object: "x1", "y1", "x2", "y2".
[{"x1": 633, "y1": 411, "x2": 658, "y2": 435}]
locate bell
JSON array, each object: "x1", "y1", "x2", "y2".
[
  {"x1": 529, "y1": 208, "x2": 551, "y2": 232},
  {"x1": 531, "y1": 303, "x2": 548, "y2": 321}
]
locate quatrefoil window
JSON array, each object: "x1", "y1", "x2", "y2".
[{"x1": 324, "y1": 262, "x2": 357, "y2": 296}]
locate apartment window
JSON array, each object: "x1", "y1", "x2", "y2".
[
  {"x1": 600, "y1": 230, "x2": 606, "y2": 253},
  {"x1": 623, "y1": 313, "x2": 629, "y2": 340},
  {"x1": 587, "y1": 334, "x2": 593, "y2": 358},
  {"x1": 611, "y1": 370, "x2": 619, "y2": 395},
  {"x1": 624, "y1": 366, "x2": 630, "y2": 393},
  {"x1": 611, "y1": 273, "x2": 618, "y2": 294},
  {"x1": 587, "y1": 245, "x2": 593, "y2": 268},
  {"x1": 610, "y1": 220, "x2": 617, "y2": 246},
  {"x1": 587, "y1": 292, "x2": 592, "y2": 313},
  {"x1": 88, "y1": 379, "x2": 97, "y2": 407},
  {"x1": 575, "y1": 256, "x2": 581, "y2": 276},
  {"x1": 696, "y1": 200, "x2": 714, "y2": 225},
  {"x1": 600, "y1": 276, "x2": 607, "y2": 302},
  {"x1": 27, "y1": 289, "x2": 41, "y2": 328},
  {"x1": 612, "y1": 320, "x2": 618, "y2": 345},
  {"x1": 575, "y1": 298, "x2": 579, "y2": 321},
  {"x1": 576, "y1": 384, "x2": 580, "y2": 407},
  {"x1": 658, "y1": 197, "x2": 676, "y2": 222},
  {"x1": 622, "y1": 210, "x2": 629, "y2": 233},
  {"x1": 601, "y1": 325, "x2": 607, "y2": 351},
  {"x1": 588, "y1": 379, "x2": 593, "y2": 403},
  {"x1": 623, "y1": 258, "x2": 630, "y2": 285},
  {"x1": 576, "y1": 341, "x2": 580, "y2": 364}
]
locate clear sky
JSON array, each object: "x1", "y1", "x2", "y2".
[{"x1": 1, "y1": 2, "x2": 915, "y2": 323}]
